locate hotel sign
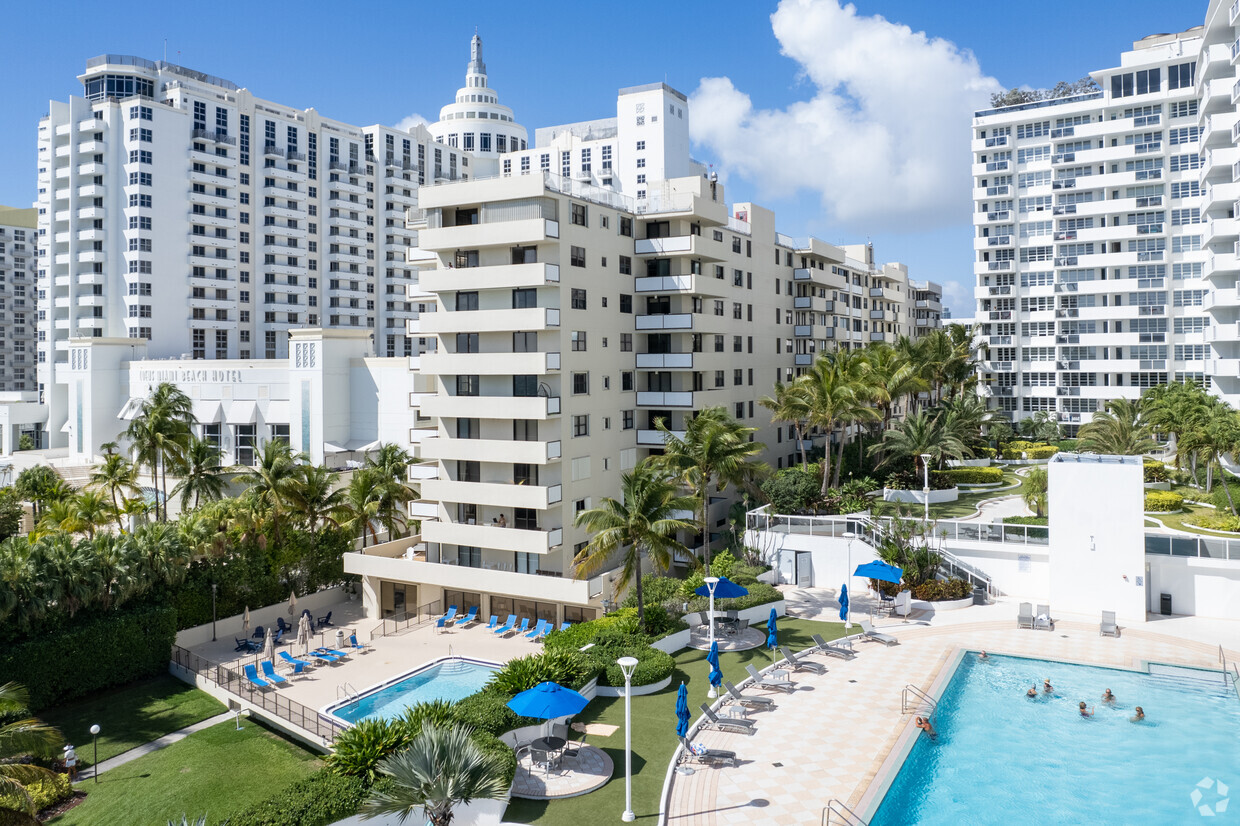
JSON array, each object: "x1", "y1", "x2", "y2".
[{"x1": 136, "y1": 368, "x2": 244, "y2": 384}]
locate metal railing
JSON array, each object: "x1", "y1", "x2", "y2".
[
  {"x1": 369, "y1": 599, "x2": 443, "y2": 641},
  {"x1": 170, "y1": 644, "x2": 346, "y2": 743},
  {"x1": 1144, "y1": 533, "x2": 1240, "y2": 560},
  {"x1": 749, "y1": 508, "x2": 1049, "y2": 548},
  {"x1": 901, "y1": 684, "x2": 938, "y2": 720},
  {"x1": 822, "y1": 799, "x2": 869, "y2": 825}
]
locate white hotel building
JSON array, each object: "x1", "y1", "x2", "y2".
[{"x1": 973, "y1": 0, "x2": 1240, "y2": 430}]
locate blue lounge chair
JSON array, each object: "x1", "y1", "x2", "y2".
[
  {"x1": 507, "y1": 617, "x2": 530, "y2": 637},
  {"x1": 347, "y1": 633, "x2": 367, "y2": 653},
  {"x1": 260, "y1": 660, "x2": 288, "y2": 685},
  {"x1": 493, "y1": 615, "x2": 516, "y2": 635},
  {"x1": 459, "y1": 606, "x2": 479, "y2": 625},
  {"x1": 308, "y1": 649, "x2": 342, "y2": 663},
  {"x1": 278, "y1": 651, "x2": 313, "y2": 672},
  {"x1": 559, "y1": 622, "x2": 571, "y2": 632},
  {"x1": 485, "y1": 615, "x2": 498, "y2": 631},
  {"x1": 436, "y1": 606, "x2": 458, "y2": 631},
  {"x1": 243, "y1": 663, "x2": 271, "y2": 689},
  {"x1": 316, "y1": 611, "x2": 334, "y2": 628},
  {"x1": 318, "y1": 646, "x2": 349, "y2": 658},
  {"x1": 526, "y1": 619, "x2": 548, "y2": 640}
]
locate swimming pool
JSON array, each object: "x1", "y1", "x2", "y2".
[
  {"x1": 327, "y1": 658, "x2": 500, "y2": 725},
  {"x1": 872, "y1": 652, "x2": 1240, "y2": 824}
]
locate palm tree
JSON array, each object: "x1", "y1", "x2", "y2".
[
  {"x1": 1023, "y1": 467, "x2": 1049, "y2": 518},
  {"x1": 828, "y1": 347, "x2": 880, "y2": 488},
  {"x1": 759, "y1": 381, "x2": 812, "y2": 468},
  {"x1": 90, "y1": 452, "x2": 141, "y2": 532},
  {"x1": 289, "y1": 465, "x2": 346, "y2": 530},
  {"x1": 573, "y1": 460, "x2": 695, "y2": 628},
  {"x1": 172, "y1": 436, "x2": 228, "y2": 511},
  {"x1": 35, "y1": 499, "x2": 85, "y2": 538},
  {"x1": 365, "y1": 445, "x2": 416, "y2": 541},
  {"x1": 655, "y1": 406, "x2": 765, "y2": 573},
  {"x1": 865, "y1": 343, "x2": 926, "y2": 432},
  {"x1": 340, "y1": 468, "x2": 383, "y2": 548},
  {"x1": 939, "y1": 394, "x2": 992, "y2": 454},
  {"x1": 1018, "y1": 410, "x2": 1061, "y2": 443},
  {"x1": 233, "y1": 440, "x2": 306, "y2": 545},
  {"x1": 801, "y1": 353, "x2": 867, "y2": 495},
  {"x1": 14, "y1": 465, "x2": 66, "y2": 522},
  {"x1": 123, "y1": 383, "x2": 195, "y2": 521},
  {"x1": 72, "y1": 489, "x2": 115, "y2": 539},
  {"x1": 870, "y1": 410, "x2": 967, "y2": 473},
  {"x1": 1078, "y1": 399, "x2": 1156, "y2": 455},
  {"x1": 362, "y1": 723, "x2": 509, "y2": 826},
  {"x1": 0, "y1": 682, "x2": 63, "y2": 824},
  {"x1": 1145, "y1": 381, "x2": 1210, "y2": 472}
]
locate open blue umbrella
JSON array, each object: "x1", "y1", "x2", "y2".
[
  {"x1": 706, "y1": 641, "x2": 722, "y2": 688},
  {"x1": 505, "y1": 682, "x2": 590, "y2": 720},
  {"x1": 675, "y1": 682, "x2": 691, "y2": 737},
  {"x1": 854, "y1": 560, "x2": 903, "y2": 584},
  {"x1": 839, "y1": 583, "x2": 850, "y2": 622},
  {"x1": 694, "y1": 577, "x2": 749, "y2": 599},
  {"x1": 766, "y1": 607, "x2": 779, "y2": 651}
]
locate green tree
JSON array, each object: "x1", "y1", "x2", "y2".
[
  {"x1": 1077, "y1": 398, "x2": 1156, "y2": 456},
  {"x1": 233, "y1": 440, "x2": 306, "y2": 545},
  {"x1": 759, "y1": 381, "x2": 812, "y2": 468},
  {"x1": 655, "y1": 406, "x2": 766, "y2": 573},
  {"x1": 365, "y1": 444, "x2": 416, "y2": 541},
  {"x1": 1018, "y1": 410, "x2": 1061, "y2": 442},
  {"x1": 0, "y1": 489, "x2": 22, "y2": 542},
  {"x1": 15, "y1": 434, "x2": 35, "y2": 452},
  {"x1": 871, "y1": 410, "x2": 967, "y2": 472},
  {"x1": 572, "y1": 460, "x2": 694, "y2": 629},
  {"x1": 289, "y1": 464, "x2": 346, "y2": 530},
  {"x1": 340, "y1": 468, "x2": 383, "y2": 548},
  {"x1": 362, "y1": 723, "x2": 509, "y2": 826},
  {"x1": 1023, "y1": 467, "x2": 1049, "y2": 518},
  {"x1": 864, "y1": 343, "x2": 926, "y2": 432},
  {"x1": 123, "y1": 382, "x2": 195, "y2": 521},
  {"x1": 13, "y1": 466, "x2": 64, "y2": 522},
  {"x1": 172, "y1": 435, "x2": 228, "y2": 510},
  {"x1": 72, "y1": 489, "x2": 115, "y2": 540},
  {"x1": 0, "y1": 682, "x2": 63, "y2": 825},
  {"x1": 801, "y1": 353, "x2": 868, "y2": 496},
  {"x1": 89, "y1": 453, "x2": 141, "y2": 532}
]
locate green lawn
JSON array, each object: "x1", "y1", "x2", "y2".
[
  {"x1": 40, "y1": 674, "x2": 227, "y2": 769},
  {"x1": 875, "y1": 471, "x2": 1027, "y2": 520},
  {"x1": 1151, "y1": 503, "x2": 1236, "y2": 536},
  {"x1": 504, "y1": 617, "x2": 848, "y2": 825},
  {"x1": 50, "y1": 718, "x2": 322, "y2": 826}
]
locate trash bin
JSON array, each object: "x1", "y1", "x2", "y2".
[
  {"x1": 335, "y1": 629, "x2": 346, "y2": 649},
  {"x1": 1160, "y1": 593, "x2": 1172, "y2": 616},
  {"x1": 973, "y1": 586, "x2": 988, "y2": 606}
]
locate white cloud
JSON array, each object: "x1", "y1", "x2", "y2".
[
  {"x1": 393, "y1": 112, "x2": 429, "y2": 132},
  {"x1": 690, "y1": 0, "x2": 1002, "y2": 233}
]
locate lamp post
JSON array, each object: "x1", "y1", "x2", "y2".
[
  {"x1": 842, "y1": 531, "x2": 855, "y2": 629},
  {"x1": 617, "y1": 655, "x2": 639, "y2": 823},
  {"x1": 89, "y1": 724, "x2": 100, "y2": 783},
  {"x1": 920, "y1": 453, "x2": 932, "y2": 525},
  {"x1": 703, "y1": 576, "x2": 720, "y2": 699},
  {"x1": 211, "y1": 583, "x2": 218, "y2": 642}
]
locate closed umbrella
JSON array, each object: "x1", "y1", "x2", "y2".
[
  {"x1": 766, "y1": 607, "x2": 779, "y2": 653},
  {"x1": 675, "y1": 682, "x2": 691, "y2": 738},
  {"x1": 297, "y1": 612, "x2": 312, "y2": 655},
  {"x1": 506, "y1": 682, "x2": 590, "y2": 720},
  {"x1": 242, "y1": 606, "x2": 251, "y2": 636},
  {"x1": 287, "y1": 589, "x2": 297, "y2": 616},
  {"x1": 262, "y1": 627, "x2": 274, "y2": 663},
  {"x1": 706, "y1": 640, "x2": 722, "y2": 698},
  {"x1": 839, "y1": 583, "x2": 851, "y2": 629}
]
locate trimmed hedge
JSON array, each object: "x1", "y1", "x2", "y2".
[
  {"x1": 1000, "y1": 441, "x2": 1059, "y2": 460},
  {"x1": 591, "y1": 643, "x2": 675, "y2": 688},
  {"x1": 1143, "y1": 461, "x2": 1169, "y2": 483},
  {"x1": 1002, "y1": 516, "x2": 1048, "y2": 526},
  {"x1": 1144, "y1": 490, "x2": 1184, "y2": 512},
  {"x1": 909, "y1": 579, "x2": 972, "y2": 601},
  {"x1": 223, "y1": 770, "x2": 385, "y2": 826},
  {"x1": 1192, "y1": 511, "x2": 1240, "y2": 532},
  {"x1": 0, "y1": 772, "x2": 72, "y2": 814},
  {"x1": 0, "y1": 602, "x2": 177, "y2": 710},
  {"x1": 938, "y1": 467, "x2": 1004, "y2": 485}
]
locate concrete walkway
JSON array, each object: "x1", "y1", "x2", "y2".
[{"x1": 76, "y1": 711, "x2": 236, "y2": 782}]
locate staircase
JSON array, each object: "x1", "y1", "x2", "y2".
[
  {"x1": 54, "y1": 464, "x2": 95, "y2": 489},
  {"x1": 854, "y1": 516, "x2": 998, "y2": 601}
]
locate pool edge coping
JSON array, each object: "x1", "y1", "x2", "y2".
[{"x1": 317, "y1": 654, "x2": 504, "y2": 725}]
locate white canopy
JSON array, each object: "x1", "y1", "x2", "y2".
[
  {"x1": 226, "y1": 399, "x2": 258, "y2": 423},
  {"x1": 191, "y1": 400, "x2": 222, "y2": 423},
  {"x1": 261, "y1": 400, "x2": 290, "y2": 423},
  {"x1": 323, "y1": 438, "x2": 382, "y2": 454},
  {"x1": 116, "y1": 397, "x2": 143, "y2": 420}
]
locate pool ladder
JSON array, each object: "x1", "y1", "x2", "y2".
[
  {"x1": 901, "y1": 684, "x2": 937, "y2": 721},
  {"x1": 822, "y1": 799, "x2": 868, "y2": 825},
  {"x1": 337, "y1": 681, "x2": 362, "y2": 711}
]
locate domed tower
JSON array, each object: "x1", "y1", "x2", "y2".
[{"x1": 427, "y1": 32, "x2": 527, "y2": 160}]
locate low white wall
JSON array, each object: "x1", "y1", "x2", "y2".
[
  {"x1": 595, "y1": 673, "x2": 673, "y2": 697},
  {"x1": 175, "y1": 585, "x2": 351, "y2": 648},
  {"x1": 946, "y1": 544, "x2": 1050, "y2": 600},
  {"x1": 1144, "y1": 481, "x2": 1172, "y2": 491},
  {"x1": 883, "y1": 487, "x2": 959, "y2": 504},
  {"x1": 651, "y1": 629, "x2": 691, "y2": 654},
  {"x1": 680, "y1": 601, "x2": 786, "y2": 628},
  {"x1": 1147, "y1": 555, "x2": 1240, "y2": 619},
  {"x1": 947, "y1": 458, "x2": 992, "y2": 467}
]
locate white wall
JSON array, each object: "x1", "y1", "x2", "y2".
[
  {"x1": 1048, "y1": 455, "x2": 1146, "y2": 623},
  {"x1": 1147, "y1": 555, "x2": 1240, "y2": 619},
  {"x1": 175, "y1": 585, "x2": 349, "y2": 648}
]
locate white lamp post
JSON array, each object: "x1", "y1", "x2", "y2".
[
  {"x1": 920, "y1": 453, "x2": 932, "y2": 524},
  {"x1": 703, "y1": 576, "x2": 720, "y2": 698},
  {"x1": 842, "y1": 531, "x2": 855, "y2": 629},
  {"x1": 89, "y1": 724, "x2": 100, "y2": 784},
  {"x1": 617, "y1": 655, "x2": 639, "y2": 822}
]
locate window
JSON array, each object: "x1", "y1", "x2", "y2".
[
  {"x1": 621, "y1": 371, "x2": 633, "y2": 391},
  {"x1": 455, "y1": 291, "x2": 478, "y2": 311},
  {"x1": 513, "y1": 331, "x2": 537, "y2": 352},
  {"x1": 619, "y1": 217, "x2": 633, "y2": 237},
  {"x1": 513, "y1": 375, "x2": 538, "y2": 396},
  {"x1": 457, "y1": 461, "x2": 480, "y2": 482},
  {"x1": 513, "y1": 419, "x2": 538, "y2": 441},
  {"x1": 456, "y1": 375, "x2": 479, "y2": 396},
  {"x1": 573, "y1": 415, "x2": 589, "y2": 437},
  {"x1": 620, "y1": 333, "x2": 632, "y2": 351},
  {"x1": 571, "y1": 246, "x2": 586, "y2": 267},
  {"x1": 573, "y1": 372, "x2": 590, "y2": 394},
  {"x1": 456, "y1": 332, "x2": 479, "y2": 353},
  {"x1": 619, "y1": 255, "x2": 632, "y2": 275},
  {"x1": 456, "y1": 418, "x2": 480, "y2": 438},
  {"x1": 571, "y1": 203, "x2": 587, "y2": 226},
  {"x1": 571, "y1": 288, "x2": 587, "y2": 309},
  {"x1": 571, "y1": 331, "x2": 587, "y2": 351},
  {"x1": 512, "y1": 288, "x2": 537, "y2": 309}
]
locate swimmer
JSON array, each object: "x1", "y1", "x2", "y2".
[
  {"x1": 1130, "y1": 706, "x2": 1145, "y2": 722},
  {"x1": 1027, "y1": 684, "x2": 1038, "y2": 698},
  {"x1": 978, "y1": 650, "x2": 989, "y2": 660},
  {"x1": 915, "y1": 716, "x2": 938, "y2": 739},
  {"x1": 1079, "y1": 701, "x2": 1094, "y2": 717},
  {"x1": 1102, "y1": 689, "x2": 1116, "y2": 705},
  {"x1": 1043, "y1": 679, "x2": 1054, "y2": 694}
]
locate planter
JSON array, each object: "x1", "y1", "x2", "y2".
[
  {"x1": 594, "y1": 673, "x2": 673, "y2": 697},
  {"x1": 1144, "y1": 481, "x2": 1172, "y2": 491},
  {"x1": 1181, "y1": 522, "x2": 1240, "y2": 536},
  {"x1": 957, "y1": 482, "x2": 1004, "y2": 490},
  {"x1": 913, "y1": 595, "x2": 974, "y2": 612},
  {"x1": 883, "y1": 487, "x2": 959, "y2": 505},
  {"x1": 650, "y1": 628, "x2": 691, "y2": 654},
  {"x1": 1144, "y1": 508, "x2": 1183, "y2": 515},
  {"x1": 947, "y1": 458, "x2": 992, "y2": 468}
]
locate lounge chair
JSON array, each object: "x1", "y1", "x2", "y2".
[
  {"x1": 811, "y1": 634, "x2": 856, "y2": 659},
  {"x1": 306, "y1": 649, "x2": 341, "y2": 664},
  {"x1": 1017, "y1": 602, "x2": 1035, "y2": 629},
  {"x1": 347, "y1": 633, "x2": 368, "y2": 653},
  {"x1": 485, "y1": 615, "x2": 498, "y2": 631},
  {"x1": 316, "y1": 646, "x2": 349, "y2": 659},
  {"x1": 234, "y1": 637, "x2": 257, "y2": 653},
  {"x1": 745, "y1": 664, "x2": 795, "y2": 693},
  {"x1": 679, "y1": 735, "x2": 737, "y2": 766},
  {"x1": 459, "y1": 606, "x2": 479, "y2": 625},
  {"x1": 699, "y1": 703, "x2": 755, "y2": 734},
  {"x1": 507, "y1": 617, "x2": 530, "y2": 637},
  {"x1": 859, "y1": 620, "x2": 899, "y2": 646},
  {"x1": 316, "y1": 611, "x2": 334, "y2": 628},
  {"x1": 1100, "y1": 610, "x2": 1120, "y2": 638},
  {"x1": 260, "y1": 660, "x2": 288, "y2": 685},
  {"x1": 559, "y1": 622, "x2": 571, "y2": 632},
  {"x1": 1035, "y1": 604, "x2": 1055, "y2": 631},
  {"x1": 271, "y1": 628, "x2": 285, "y2": 646},
  {"x1": 243, "y1": 663, "x2": 271, "y2": 689},
  {"x1": 779, "y1": 646, "x2": 828, "y2": 675},
  {"x1": 526, "y1": 619, "x2": 549, "y2": 640},
  {"x1": 493, "y1": 615, "x2": 516, "y2": 635},
  {"x1": 436, "y1": 606, "x2": 458, "y2": 631},
  {"x1": 723, "y1": 681, "x2": 775, "y2": 710},
  {"x1": 278, "y1": 651, "x2": 314, "y2": 672}
]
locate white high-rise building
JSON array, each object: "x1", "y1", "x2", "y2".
[
  {"x1": 427, "y1": 33, "x2": 527, "y2": 160},
  {"x1": 972, "y1": 12, "x2": 1220, "y2": 431},
  {"x1": 0, "y1": 207, "x2": 37, "y2": 393},
  {"x1": 36, "y1": 54, "x2": 476, "y2": 447}
]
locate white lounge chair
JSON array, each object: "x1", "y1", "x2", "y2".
[
  {"x1": 745, "y1": 664, "x2": 795, "y2": 693},
  {"x1": 1035, "y1": 604, "x2": 1054, "y2": 631},
  {"x1": 1017, "y1": 602, "x2": 1035, "y2": 629},
  {"x1": 811, "y1": 633, "x2": 856, "y2": 659},
  {"x1": 723, "y1": 681, "x2": 775, "y2": 709},
  {"x1": 1100, "y1": 610, "x2": 1120, "y2": 637},
  {"x1": 699, "y1": 703, "x2": 755, "y2": 734},
  {"x1": 779, "y1": 646, "x2": 828, "y2": 675},
  {"x1": 859, "y1": 619, "x2": 899, "y2": 646}
]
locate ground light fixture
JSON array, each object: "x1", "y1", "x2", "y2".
[
  {"x1": 617, "y1": 655, "x2": 640, "y2": 822},
  {"x1": 89, "y1": 724, "x2": 100, "y2": 783}
]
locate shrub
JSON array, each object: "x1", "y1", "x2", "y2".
[
  {"x1": 545, "y1": 609, "x2": 642, "y2": 651},
  {"x1": 1210, "y1": 483, "x2": 1240, "y2": 512},
  {"x1": 1025, "y1": 445, "x2": 1060, "y2": 459},
  {"x1": 586, "y1": 642, "x2": 676, "y2": 687},
  {"x1": 1055, "y1": 439, "x2": 1078, "y2": 452},
  {"x1": 1000, "y1": 440, "x2": 1058, "y2": 460},
  {"x1": 938, "y1": 467, "x2": 1004, "y2": 485},
  {"x1": 1143, "y1": 461, "x2": 1169, "y2": 484},
  {"x1": 224, "y1": 770, "x2": 378, "y2": 826},
  {"x1": 908, "y1": 579, "x2": 972, "y2": 601},
  {"x1": 1192, "y1": 511, "x2": 1240, "y2": 532},
  {"x1": 1002, "y1": 516, "x2": 1048, "y2": 526},
  {"x1": 452, "y1": 693, "x2": 527, "y2": 737},
  {"x1": 885, "y1": 470, "x2": 953, "y2": 490},
  {"x1": 620, "y1": 574, "x2": 682, "y2": 609},
  {"x1": 761, "y1": 467, "x2": 820, "y2": 514},
  {"x1": 327, "y1": 718, "x2": 411, "y2": 783},
  {"x1": 472, "y1": 730, "x2": 518, "y2": 788},
  {"x1": 0, "y1": 488, "x2": 21, "y2": 542},
  {"x1": 683, "y1": 581, "x2": 782, "y2": 614},
  {"x1": 978, "y1": 446, "x2": 998, "y2": 458},
  {"x1": 486, "y1": 649, "x2": 597, "y2": 695},
  {"x1": 398, "y1": 698, "x2": 458, "y2": 732},
  {"x1": 0, "y1": 771, "x2": 72, "y2": 814},
  {"x1": 1144, "y1": 490, "x2": 1184, "y2": 512}
]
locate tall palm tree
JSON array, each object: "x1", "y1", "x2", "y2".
[
  {"x1": 573, "y1": 460, "x2": 695, "y2": 628},
  {"x1": 759, "y1": 381, "x2": 812, "y2": 468},
  {"x1": 1023, "y1": 467, "x2": 1049, "y2": 518},
  {"x1": 90, "y1": 452, "x2": 141, "y2": 532},
  {"x1": 123, "y1": 382, "x2": 195, "y2": 521},
  {"x1": 939, "y1": 394, "x2": 993, "y2": 454},
  {"x1": 865, "y1": 343, "x2": 926, "y2": 431},
  {"x1": 1078, "y1": 398, "x2": 1156, "y2": 456},
  {"x1": 233, "y1": 440, "x2": 306, "y2": 545},
  {"x1": 870, "y1": 410, "x2": 967, "y2": 472},
  {"x1": 35, "y1": 499, "x2": 85, "y2": 538},
  {"x1": 655, "y1": 406, "x2": 765, "y2": 573},
  {"x1": 362, "y1": 723, "x2": 509, "y2": 826},
  {"x1": 1018, "y1": 410, "x2": 1060, "y2": 442},
  {"x1": 1145, "y1": 381, "x2": 1210, "y2": 472},
  {"x1": 365, "y1": 445, "x2": 416, "y2": 541},
  {"x1": 14, "y1": 465, "x2": 67, "y2": 522},
  {"x1": 828, "y1": 347, "x2": 880, "y2": 488},
  {"x1": 801, "y1": 353, "x2": 867, "y2": 495},
  {"x1": 340, "y1": 468, "x2": 383, "y2": 548},
  {"x1": 172, "y1": 435, "x2": 228, "y2": 510},
  {"x1": 0, "y1": 682, "x2": 63, "y2": 824},
  {"x1": 72, "y1": 489, "x2": 115, "y2": 540},
  {"x1": 289, "y1": 465, "x2": 346, "y2": 530}
]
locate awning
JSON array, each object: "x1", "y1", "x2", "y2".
[
  {"x1": 323, "y1": 438, "x2": 382, "y2": 453},
  {"x1": 117, "y1": 397, "x2": 142, "y2": 420},
  {"x1": 60, "y1": 420, "x2": 72, "y2": 433},
  {"x1": 261, "y1": 400, "x2": 290, "y2": 423},
  {"x1": 225, "y1": 399, "x2": 258, "y2": 423},
  {"x1": 191, "y1": 400, "x2": 222, "y2": 423}
]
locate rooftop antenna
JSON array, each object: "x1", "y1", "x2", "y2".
[{"x1": 163, "y1": 39, "x2": 167, "y2": 62}]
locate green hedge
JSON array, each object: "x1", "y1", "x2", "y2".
[
  {"x1": 0, "y1": 602, "x2": 177, "y2": 710},
  {"x1": 591, "y1": 643, "x2": 675, "y2": 688},
  {"x1": 1192, "y1": 511, "x2": 1240, "y2": 532},
  {"x1": 0, "y1": 771, "x2": 72, "y2": 814},
  {"x1": 1002, "y1": 516, "x2": 1048, "y2": 526},
  {"x1": 1144, "y1": 490, "x2": 1184, "y2": 512},
  {"x1": 1000, "y1": 441, "x2": 1059, "y2": 460},
  {"x1": 1143, "y1": 461, "x2": 1169, "y2": 484},
  {"x1": 223, "y1": 770, "x2": 384, "y2": 826},
  {"x1": 938, "y1": 467, "x2": 1004, "y2": 485}
]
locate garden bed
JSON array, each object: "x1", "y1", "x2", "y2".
[
  {"x1": 914, "y1": 595, "x2": 974, "y2": 611},
  {"x1": 883, "y1": 487, "x2": 959, "y2": 504}
]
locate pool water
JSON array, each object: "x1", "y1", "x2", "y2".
[
  {"x1": 330, "y1": 659, "x2": 499, "y2": 724},
  {"x1": 872, "y1": 652, "x2": 1240, "y2": 825}
]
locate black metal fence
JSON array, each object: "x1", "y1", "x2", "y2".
[{"x1": 369, "y1": 599, "x2": 442, "y2": 641}]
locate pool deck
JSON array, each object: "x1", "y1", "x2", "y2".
[{"x1": 665, "y1": 593, "x2": 1240, "y2": 826}]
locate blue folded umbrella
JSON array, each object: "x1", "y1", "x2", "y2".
[
  {"x1": 706, "y1": 641, "x2": 722, "y2": 687},
  {"x1": 505, "y1": 681, "x2": 590, "y2": 720},
  {"x1": 766, "y1": 607, "x2": 779, "y2": 650},
  {"x1": 839, "y1": 584, "x2": 850, "y2": 622},
  {"x1": 675, "y1": 682, "x2": 691, "y2": 737},
  {"x1": 694, "y1": 576, "x2": 749, "y2": 599},
  {"x1": 854, "y1": 560, "x2": 904, "y2": 584}
]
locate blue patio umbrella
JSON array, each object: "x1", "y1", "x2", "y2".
[
  {"x1": 693, "y1": 577, "x2": 749, "y2": 599},
  {"x1": 675, "y1": 682, "x2": 691, "y2": 737},
  {"x1": 766, "y1": 607, "x2": 779, "y2": 651},
  {"x1": 839, "y1": 583, "x2": 850, "y2": 622},
  {"x1": 505, "y1": 681, "x2": 590, "y2": 720},
  {"x1": 706, "y1": 641, "x2": 722, "y2": 688},
  {"x1": 853, "y1": 560, "x2": 904, "y2": 584}
]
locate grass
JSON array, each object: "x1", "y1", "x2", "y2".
[
  {"x1": 49, "y1": 717, "x2": 322, "y2": 826},
  {"x1": 503, "y1": 617, "x2": 849, "y2": 825},
  {"x1": 40, "y1": 674, "x2": 227, "y2": 769},
  {"x1": 869, "y1": 471, "x2": 1026, "y2": 520},
  {"x1": 1151, "y1": 502, "x2": 1240, "y2": 536}
]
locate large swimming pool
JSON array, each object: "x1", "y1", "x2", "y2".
[
  {"x1": 872, "y1": 652, "x2": 1240, "y2": 824},
  {"x1": 327, "y1": 658, "x2": 500, "y2": 725}
]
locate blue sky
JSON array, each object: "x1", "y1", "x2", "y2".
[{"x1": 0, "y1": 0, "x2": 1203, "y2": 316}]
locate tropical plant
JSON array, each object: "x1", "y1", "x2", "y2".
[
  {"x1": 328, "y1": 717, "x2": 413, "y2": 784},
  {"x1": 758, "y1": 381, "x2": 812, "y2": 468},
  {"x1": 72, "y1": 489, "x2": 115, "y2": 539},
  {"x1": 289, "y1": 464, "x2": 346, "y2": 531},
  {"x1": 172, "y1": 435, "x2": 228, "y2": 510},
  {"x1": 362, "y1": 723, "x2": 509, "y2": 826},
  {"x1": 1077, "y1": 398, "x2": 1156, "y2": 456},
  {"x1": 801, "y1": 353, "x2": 869, "y2": 495},
  {"x1": 35, "y1": 499, "x2": 85, "y2": 538},
  {"x1": 89, "y1": 452, "x2": 141, "y2": 532},
  {"x1": 339, "y1": 468, "x2": 383, "y2": 548},
  {"x1": 1018, "y1": 410, "x2": 1061, "y2": 443},
  {"x1": 485, "y1": 649, "x2": 595, "y2": 695},
  {"x1": 13, "y1": 466, "x2": 66, "y2": 522},
  {"x1": 872, "y1": 512, "x2": 940, "y2": 586},
  {"x1": 232, "y1": 440, "x2": 307, "y2": 545},
  {"x1": 1023, "y1": 467, "x2": 1049, "y2": 518},
  {"x1": 123, "y1": 382, "x2": 195, "y2": 521},
  {"x1": 656, "y1": 406, "x2": 766, "y2": 572},
  {"x1": 864, "y1": 343, "x2": 926, "y2": 431},
  {"x1": 871, "y1": 410, "x2": 967, "y2": 473},
  {"x1": 0, "y1": 490, "x2": 21, "y2": 543},
  {"x1": 572, "y1": 460, "x2": 695, "y2": 628},
  {"x1": 0, "y1": 682, "x2": 63, "y2": 823}
]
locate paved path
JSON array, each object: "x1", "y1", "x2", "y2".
[{"x1": 77, "y1": 711, "x2": 236, "y2": 782}]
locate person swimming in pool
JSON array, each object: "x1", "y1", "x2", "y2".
[
  {"x1": 978, "y1": 651, "x2": 989, "y2": 660},
  {"x1": 1131, "y1": 706, "x2": 1145, "y2": 722},
  {"x1": 915, "y1": 716, "x2": 938, "y2": 739},
  {"x1": 1079, "y1": 701, "x2": 1094, "y2": 717},
  {"x1": 1102, "y1": 689, "x2": 1116, "y2": 705},
  {"x1": 1043, "y1": 679, "x2": 1054, "y2": 694},
  {"x1": 1027, "y1": 684, "x2": 1038, "y2": 698}
]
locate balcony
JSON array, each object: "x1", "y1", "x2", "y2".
[
  {"x1": 420, "y1": 394, "x2": 562, "y2": 420},
  {"x1": 634, "y1": 313, "x2": 693, "y2": 330},
  {"x1": 793, "y1": 296, "x2": 813, "y2": 309},
  {"x1": 794, "y1": 353, "x2": 815, "y2": 366},
  {"x1": 420, "y1": 350, "x2": 560, "y2": 375},
  {"x1": 423, "y1": 521, "x2": 563, "y2": 554},
  {"x1": 419, "y1": 479, "x2": 563, "y2": 510},
  {"x1": 421, "y1": 306, "x2": 560, "y2": 334},
  {"x1": 637, "y1": 429, "x2": 686, "y2": 446},
  {"x1": 635, "y1": 236, "x2": 694, "y2": 255},
  {"x1": 422, "y1": 437, "x2": 562, "y2": 465},
  {"x1": 343, "y1": 552, "x2": 595, "y2": 605},
  {"x1": 420, "y1": 262, "x2": 559, "y2": 293},
  {"x1": 419, "y1": 219, "x2": 560, "y2": 251},
  {"x1": 634, "y1": 275, "x2": 694, "y2": 293},
  {"x1": 635, "y1": 353, "x2": 694, "y2": 369},
  {"x1": 635, "y1": 391, "x2": 695, "y2": 407},
  {"x1": 793, "y1": 268, "x2": 813, "y2": 281}
]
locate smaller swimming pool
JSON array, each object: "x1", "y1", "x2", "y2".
[{"x1": 327, "y1": 658, "x2": 500, "y2": 725}]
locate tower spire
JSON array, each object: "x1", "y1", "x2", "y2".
[{"x1": 469, "y1": 30, "x2": 486, "y2": 78}]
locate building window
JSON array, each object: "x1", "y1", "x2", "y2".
[
  {"x1": 573, "y1": 415, "x2": 590, "y2": 437},
  {"x1": 571, "y1": 288, "x2": 587, "y2": 309},
  {"x1": 573, "y1": 372, "x2": 589, "y2": 394},
  {"x1": 571, "y1": 331, "x2": 587, "y2": 351},
  {"x1": 571, "y1": 246, "x2": 586, "y2": 267},
  {"x1": 571, "y1": 203, "x2": 587, "y2": 226}
]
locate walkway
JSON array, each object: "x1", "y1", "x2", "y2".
[{"x1": 76, "y1": 711, "x2": 235, "y2": 782}]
